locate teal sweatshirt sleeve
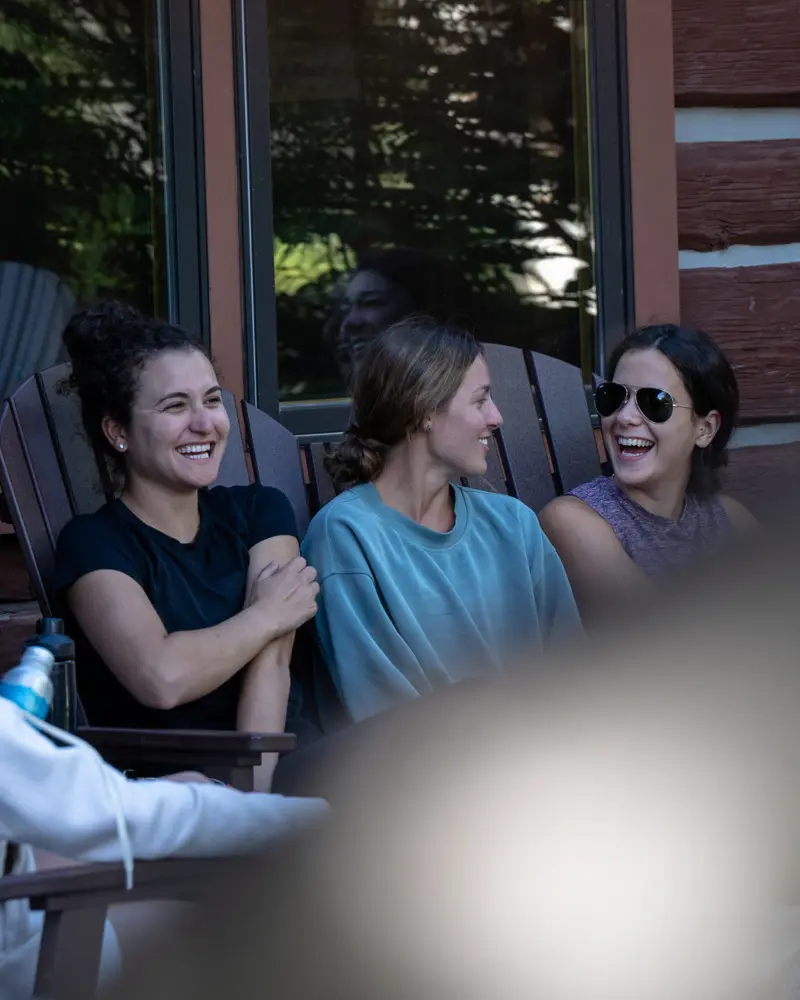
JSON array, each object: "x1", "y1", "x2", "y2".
[
  {"x1": 522, "y1": 506, "x2": 583, "y2": 643},
  {"x1": 314, "y1": 571, "x2": 435, "y2": 722}
]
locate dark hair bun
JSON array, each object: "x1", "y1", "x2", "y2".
[{"x1": 326, "y1": 425, "x2": 388, "y2": 491}]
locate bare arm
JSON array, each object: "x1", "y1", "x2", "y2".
[
  {"x1": 538, "y1": 496, "x2": 651, "y2": 621},
  {"x1": 719, "y1": 494, "x2": 759, "y2": 535},
  {"x1": 237, "y1": 536, "x2": 303, "y2": 790},
  {"x1": 67, "y1": 552, "x2": 317, "y2": 711}
]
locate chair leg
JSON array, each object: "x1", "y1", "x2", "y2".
[{"x1": 34, "y1": 906, "x2": 107, "y2": 1000}]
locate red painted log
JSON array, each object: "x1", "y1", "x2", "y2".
[
  {"x1": 678, "y1": 141, "x2": 800, "y2": 251},
  {"x1": 673, "y1": 0, "x2": 800, "y2": 106},
  {"x1": 680, "y1": 264, "x2": 800, "y2": 421}
]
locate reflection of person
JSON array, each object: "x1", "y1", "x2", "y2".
[
  {"x1": 326, "y1": 247, "x2": 476, "y2": 380},
  {"x1": 0, "y1": 695, "x2": 326, "y2": 999},
  {"x1": 539, "y1": 325, "x2": 757, "y2": 619},
  {"x1": 302, "y1": 316, "x2": 581, "y2": 725},
  {"x1": 53, "y1": 303, "x2": 319, "y2": 789}
]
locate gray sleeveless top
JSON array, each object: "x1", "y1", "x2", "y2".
[{"x1": 569, "y1": 476, "x2": 733, "y2": 579}]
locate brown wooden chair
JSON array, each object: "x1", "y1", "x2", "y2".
[
  {"x1": 0, "y1": 854, "x2": 250, "y2": 1000},
  {"x1": 242, "y1": 341, "x2": 602, "y2": 522},
  {"x1": 0, "y1": 344, "x2": 600, "y2": 769},
  {"x1": 0, "y1": 262, "x2": 74, "y2": 403},
  {"x1": 0, "y1": 365, "x2": 294, "y2": 790}
]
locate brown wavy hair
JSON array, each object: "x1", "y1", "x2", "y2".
[{"x1": 326, "y1": 316, "x2": 482, "y2": 490}]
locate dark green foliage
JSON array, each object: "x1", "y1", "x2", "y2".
[{"x1": 0, "y1": 0, "x2": 163, "y2": 313}]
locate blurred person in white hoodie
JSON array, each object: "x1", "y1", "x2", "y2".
[{"x1": 0, "y1": 695, "x2": 327, "y2": 1000}]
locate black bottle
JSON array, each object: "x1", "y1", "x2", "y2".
[{"x1": 24, "y1": 617, "x2": 77, "y2": 733}]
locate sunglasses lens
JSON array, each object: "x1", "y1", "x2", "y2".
[
  {"x1": 637, "y1": 388, "x2": 674, "y2": 423},
  {"x1": 594, "y1": 382, "x2": 627, "y2": 417}
]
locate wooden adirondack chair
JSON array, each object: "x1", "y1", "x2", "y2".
[
  {"x1": 0, "y1": 366, "x2": 294, "y2": 789},
  {"x1": 252, "y1": 341, "x2": 602, "y2": 520},
  {"x1": 0, "y1": 854, "x2": 253, "y2": 1000},
  {"x1": 0, "y1": 263, "x2": 74, "y2": 403},
  {"x1": 0, "y1": 342, "x2": 599, "y2": 999},
  {"x1": 0, "y1": 341, "x2": 600, "y2": 759}
]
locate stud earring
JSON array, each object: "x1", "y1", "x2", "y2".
[
  {"x1": 118, "y1": 442, "x2": 126, "y2": 451},
  {"x1": 424, "y1": 422, "x2": 432, "y2": 433}
]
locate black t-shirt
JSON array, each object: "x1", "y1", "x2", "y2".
[{"x1": 53, "y1": 484, "x2": 298, "y2": 731}]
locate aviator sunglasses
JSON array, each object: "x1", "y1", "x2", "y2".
[{"x1": 594, "y1": 381, "x2": 694, "y2": 424}]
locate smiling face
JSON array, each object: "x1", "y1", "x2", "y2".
[
  {"x1": 104, "y1": 348, "x2": 230, "y2": 493},
  {"x1": 426, "y1": 354, "x2": 503, "y2": 478},
  {"x1": 337, "y1": 270, "x2": 415, "y2": 368},
  {"x1": 602, "y1": 348, "x2": 719, "y2": 495}
]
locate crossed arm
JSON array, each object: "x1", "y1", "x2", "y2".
[{"x1": 66, "y1": 535, "x2": 315, "y2": 788}]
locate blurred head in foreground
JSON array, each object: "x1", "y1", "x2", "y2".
[{"x1": 107, "y1": 519, "x2": 800, "y2": 1000}]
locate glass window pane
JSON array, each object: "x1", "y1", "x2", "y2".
[
  {"x1": 0, "y1": 1, "x2": 167, "y2": 375},
  {"x1": 267, "y1": 0, "x2": 596, "y2": 405}
]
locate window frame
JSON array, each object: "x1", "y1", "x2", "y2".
[
  {"x1": 234, "y1": 0, "x2": 635, "y2": 431},
  {"x1": 157, "y1": 0, "x2": 211, "y2": 343}
]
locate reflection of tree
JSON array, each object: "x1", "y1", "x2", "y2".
[
  {"x1": 0, "y1": 0, "x2": 162, "y2": 312},
  {"x1": 269, "y1": 0, "x2": 594, "y2": 398}
]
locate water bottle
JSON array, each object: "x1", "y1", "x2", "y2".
[
  {"x1": 0, "y1": 643, "x2": 56, "y2": 719},
  {"x1": 25, "y1": 618, "x2": 78, "y2": 733}
]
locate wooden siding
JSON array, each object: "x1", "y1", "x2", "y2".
[
  {"x1": 680, "y1": 265, "x2": 800, "y2": 422},
  {"x1": 677, "y1": 141, "x2": 800, "y2": 251},
  {"x1": 673, "y1": 0, "x2": 800, "y2": 107},
  {"x1": 723, "y1": 441, "x2": 800, "y2": 522}
]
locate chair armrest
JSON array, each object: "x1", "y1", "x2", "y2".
[
  {"x1": 78, "y1": 727, "x2": 295, "y2": 758},
  {"x1": 0, "y1": 857, "x2": 247, "y2": 910},
  {"x1": 78, "y1": 727, "x2": 297, "y2": 790}
]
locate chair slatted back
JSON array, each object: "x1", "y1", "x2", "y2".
[
  {"x1": 307, "y1": 443, "x2": 338, "y2": 511},
  {"x1": 0, "y1": 262, "x2": 75, "y2": 402},
  {"x1": 0, "y1": 368, "x2": 253, "y2": 617},
  {"x1": 0, "y1": 348, "x2": 601, "y2": 625},
  {"x1": 481, "y1": 342, "x2": 557, "y2": 511},
  {"x1": 0, "y1": 392, "x2": 57, "y2": 612},
  {"x1": 242, "y1": 401, "x2": 311, "y2": 537},
  {"x1": 215, "y1": 391, "x2": 251, "y2": 487},
  {"x1": 37, "y1": 364, "x2": 108, "y2": 515},
  {"x1": 527, "y1": 350, "x2": 602, "y2": 494}
]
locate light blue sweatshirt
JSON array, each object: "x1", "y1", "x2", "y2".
[{"x1": 301, "y1": 482, "x2": 581, "y2": 724}]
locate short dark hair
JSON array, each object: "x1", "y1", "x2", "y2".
[
  {"x1": 607, "y1": 324, "x2": 739, "y2": 496},
  {"x1": 326, "y1": 316, "x2": 482, "y2": 490},
  {"x1": 62, "y1": 301, "x2": 209, "y2": 486}
]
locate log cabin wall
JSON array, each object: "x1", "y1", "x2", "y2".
[{"x1": 672, "y1": 0, "x2": 800, "y2": 520}]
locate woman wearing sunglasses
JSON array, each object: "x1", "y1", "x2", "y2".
[{"x1": 539, "y1": 324, "x2": 757, "y2": 618}]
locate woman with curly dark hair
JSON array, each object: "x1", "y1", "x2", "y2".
[
  {"x1": 53, "y1": 302, "x2": 319, "y2": 789},
  {"x1": 539, "y1": 324, "x2": 757, "y2": 618}
]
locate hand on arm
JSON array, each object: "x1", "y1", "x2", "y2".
[
  {"x1": 236, "y1": 536, "x2": 319, "y2": 790},
  {"x1": 67, "y1": 549, "x2": 318, "y2": 712},
  {"x1": 538, "y1": 496, "x2": 650, "y2": 623}
]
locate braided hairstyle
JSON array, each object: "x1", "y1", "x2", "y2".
[
  {"x1": 62, "y1": 301, "x2": 209, "y2": 486},
  {"x1": 326, "y1": 316, "x2": 482, "y2": 490}
]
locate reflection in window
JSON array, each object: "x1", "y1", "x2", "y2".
[
  {"x1": 267, "y1": 0, "x2": 596, "y2": 402},
  {"x1": 0, "y1": 2, "x2": 166, "y2": 316}
]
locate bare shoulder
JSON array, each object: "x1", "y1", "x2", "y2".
[
  {"x1": 539, "y1": 494, "x2": 613, "y2": 534},
  {"x1": 538, "y1": 494, "x2": 624, "y2": 555},
  {"x1": 718, "y1": 494, "x2": 759, "y2": 535}
]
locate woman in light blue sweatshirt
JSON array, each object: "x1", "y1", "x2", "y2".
[{"x1": 301, "y1": 317, "x2": 582, "y2": 726}]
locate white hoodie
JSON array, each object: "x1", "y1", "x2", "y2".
[{"x1": 0, "y1": 697, "x2": 327, "y2": 998}]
